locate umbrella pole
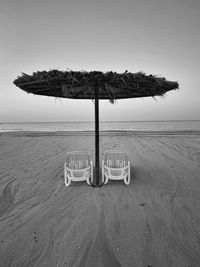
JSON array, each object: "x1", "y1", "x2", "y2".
[
  {"x1": 95, "y1": 85, "x2": 100, "y2": 186},
  {"x1": 90, "y1": 84, "x2": 104, "y2": 187}
]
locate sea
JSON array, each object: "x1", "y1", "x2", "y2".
[{"x1": 0, "y1": 121, "x2": 200, "y2": 133}]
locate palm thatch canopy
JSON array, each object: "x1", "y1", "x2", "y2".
[{"x1": 13, "y1": 70, "x2": 178, "y2": 102}]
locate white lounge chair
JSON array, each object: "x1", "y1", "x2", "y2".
[
  {"x1": 64, "y1": 151, "x2": 93, "y2": 187},
  {"x1": 102, "y1": 150, "x2": 130, "y2": 185}
]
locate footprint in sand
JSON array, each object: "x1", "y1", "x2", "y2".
[
  {"x1": 139, "y1": 203, "x2": 146, "y2": 207},
  {"x1": 33, "y1": 231, "x2": 38, "y2": 243}
]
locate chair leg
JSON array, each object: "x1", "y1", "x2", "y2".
[
  {"x1": 86, "y1": 176, "x2": 91, "y2": 185},
  {"x1": 86, "y1": 161, "x2": 93, "y2": 186},
  {"x1": 104, "y1": 176, "x2": 109, "y2": 184},
  {"x1": 64, "y1": 163, "x2": 71, "y2": 187},
  {"x1": 124, "y1": 162, "x2": 131, "y2": 185},
  {"x1": 124, "y1": 162, "x2": 130, "y2": 185},
  {"x1": 64, "y1": 176, "x2": 71, "y2": 187},
  {"x1": 102, "y1": 162, "x2": 109, "y2": 184},
  {"x1": 124, "y1": 175, "x2": 130, "y2": 185},
  {"x1": 102, "y1": 163, "x2": 104, "y2": 183}
]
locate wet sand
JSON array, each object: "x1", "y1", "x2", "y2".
[{"x1": 0, "y1": 131, "x2": 200, "y2": 267}]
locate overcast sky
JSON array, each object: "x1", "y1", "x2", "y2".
[{"x1": 0, "y1": 0, "x2": 199, "y2": 122}]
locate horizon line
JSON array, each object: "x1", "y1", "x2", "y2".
[{"x1": 1, "y1": 119, "x2": 200, "y2": 124}]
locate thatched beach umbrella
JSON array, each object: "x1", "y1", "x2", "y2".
[{"x1": 13, "y1": 70, "x2": 178, "y2": 186}]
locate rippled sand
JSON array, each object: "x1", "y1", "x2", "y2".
[{"x1": 0, "y1": 131, "x2": 200, "y2": 267}]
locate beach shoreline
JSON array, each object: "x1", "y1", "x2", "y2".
[
  {"x1": 0, "y1": 132, "x2": 200, "y2": 266},
  {"x1": 1, "y1": 129, "x2": 200, "y2": 137}
]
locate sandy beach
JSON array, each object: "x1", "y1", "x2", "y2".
[{"x1": 0, "y1": 131, "x2": 200, "y2": 267}]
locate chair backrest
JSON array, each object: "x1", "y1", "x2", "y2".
[
  {"x1": 66, "y1": 151, "x2": 90, "y2": 170},
  {"x1": 104, "y1": 150, "x2": 128, "y2": 168}
]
